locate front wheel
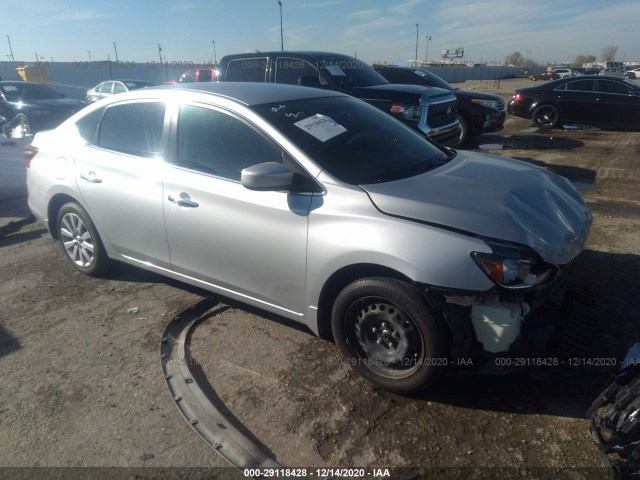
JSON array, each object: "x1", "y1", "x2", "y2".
[
  {"x1": 457, "y1": 115, "x2": 471, "y2": 146},
  {"x1": 57, "y1": 202, "x2": 111, "y2": 276},
  {"x1": 532, "y1": 104, "x2": 560, "y2": 129},
  {"x1": 331, "y1": 277, "x2": 448, "y2": 394}
]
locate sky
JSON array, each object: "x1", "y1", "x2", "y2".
[{"x1": 1, "y1": 0, "x2": 639, "y2": 66}]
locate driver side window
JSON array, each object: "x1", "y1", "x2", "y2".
[{"x1": 177, "y1": 105, "x2": 283, "y2": 181}]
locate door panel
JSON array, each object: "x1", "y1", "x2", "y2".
[
  {"x1": 73, "y1": 101, "x2": 170, "y2": 267},
  {"x1": 164, "y1": 170, "x2": 311, "y2": 318}
]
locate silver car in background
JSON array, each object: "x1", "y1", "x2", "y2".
[
  {"x1": 85, "y1": 79, "x2": 154, "y2": 103},
  {"x1": 26, "y1": 83, "x2": 592, "y2": 394}
]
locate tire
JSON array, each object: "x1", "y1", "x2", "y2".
[
  {"x1": 532, "y1": 104, "x2": 560, "y2": 129},
  {"x1": 331, "y1": 277, "x2": 448, "y2": 394},
  {"x1": 56, "y1": 202, "x2": 110, "y2": 276},
  {"x1": 457, "y1": 115, "x2": 471, "y2": 146}
]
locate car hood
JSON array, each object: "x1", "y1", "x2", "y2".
[
  {"x1": 360, "y1": 151, "x2": 592, "y2": 265},
  {"x1": 453, "y1": 89, "x2": 503, "y2": 102},
  {"x1": 352, "y1": 84, "x2": 454, "y2": 103}
]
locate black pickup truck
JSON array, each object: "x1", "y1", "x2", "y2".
[{"x1": 217, "y1": 52, "x2": 460, "y2": 148}]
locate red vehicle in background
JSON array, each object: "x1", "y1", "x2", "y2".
[
  {"x1": 528, "y1": 72, "x2": 560, "y2": 81},
  {"x1": 164, "y1": 67, "x2": 218, "y2": 84}
]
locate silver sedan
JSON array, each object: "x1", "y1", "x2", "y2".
[{"x1": 27, "y1": 83, "x2": 591, "y2": 394}]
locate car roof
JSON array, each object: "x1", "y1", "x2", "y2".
[
  {"x1": 149, "y1": 81, "x2": 345, "y2": 106},
  {"x1": 221, "y1": 51, "x2": 359, "y2": 61}
]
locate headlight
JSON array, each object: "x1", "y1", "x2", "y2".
[
  {"x1": 390, "y1": 103, "x2": 423, "y2": 122},
  {"x1": 470, "y1": 99, "x2": 501, "y2": 110},
  {"x1": 471, "y1": 242, "x2": 553, "y2": 289}
]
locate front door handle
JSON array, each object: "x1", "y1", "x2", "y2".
[
  {"x1": 80, "y1": 171, "x2": 102, "y2": 184},
  {"x1": 168, "y1": 194, "x2": 199, "y2": 208}
]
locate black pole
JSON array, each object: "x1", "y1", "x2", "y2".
[
  {"x1": 7, "y1": 35, "x2": 15, "y2": 61},
  {"x1": 113, "y1": 42, "x2": 119, "y2": 62},
  {"x1": 278, "y1": 1, "x2": 283, "y2": 51}
]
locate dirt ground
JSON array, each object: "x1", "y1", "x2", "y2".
[{"x1": 1, "y1": 78, "x2": 639, "y2": 479}]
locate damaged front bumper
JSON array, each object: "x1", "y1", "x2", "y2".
[{"x1": 422, "y1": 262, "x2": 598, "y2": 376}]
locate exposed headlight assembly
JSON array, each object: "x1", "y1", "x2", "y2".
[{"x1": 472, "y1": 242, "x2": 553, "y2": 289}]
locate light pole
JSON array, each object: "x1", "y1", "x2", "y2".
[
  {"x1": 87, "y1": 50, "x2": 92, "y2": 62},
  {"x1": 211, "y1": 40, "x2": 217, "y2": 66},
  {"x1": 425, "y1": 35, "x2": 432, "y2": 64},
  {"x1": 113, "y1": 41, "x2": 119, "y2": 62},
  {"x1": 6, "y1": 35, "x2": 15, "y2": 61},
  {"x1": 277, "y1": 1, "x2": 283, "y2": 51},
  {"x1": 414, "y1": 24, "x2": 419, "y2": 66}
]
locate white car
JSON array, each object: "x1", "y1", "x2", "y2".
[
  {"x1": 552, "y1": 68, "x2": 574, "y2": 78},
  {"x1": 624, "y1": 67, "x2": 640, "y2": 79}
]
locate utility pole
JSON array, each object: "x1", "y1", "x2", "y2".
[
  {"x1": 425, "y1": 35, "x2": 432, "y2": 64},
  {"x1": 6, "y1": 35, "x2": 15, "y2": 61},
  {"x1": 414, "y1": 24, "x2": 419, "y2": 66},
  {"x1": 277, "y1": 1, "x2": 284, "y2": 51},
  {"x1": 113, "y1": 41, "x2": 119, "y2": 62}
]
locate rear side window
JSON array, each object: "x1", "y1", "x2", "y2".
[
  {"x1": 177, "y1": 104, "x2": 282, "y2": 181},
  {"x1": 99, "y1": 82, "x2": 113, "y2": 93},
  {"x1": 224, "y1": 58, "x2": 268, "y2": 82},
  {"x1": 597, "y1": 81, "x2": 630, "y2": 94},
  {"x1": 563, "y1": 80, "x2": 594, "y2": 92},
  {"x1": 113, "y1": 83, "x2": 126, "y2": 94},
  {"x1": 96, "y1": 102, "x2": 165, "y2": 157},
  {"x1": 198, "y1": 69, "x2": 212, "y2": 82},
  {"x1": 275, "y1": 58, "x2": 324, "y2": 86},
  {"x1": 75, "y1": 107, "x2": 104, "y2": 141}
]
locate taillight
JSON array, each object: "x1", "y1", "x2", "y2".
[
  {"x1": 24, "y1": 145, "x2": 38, "y2": 168},
  {"x1": 511, "y1": 94, "x2": 523, "y2": 102}
]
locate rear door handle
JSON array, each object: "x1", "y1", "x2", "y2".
[
  {"x1": 80, "y1": 171, "x2": 102, "y2": 184},
  {"x1": 168, "y1": 194, "x2": 199, "y2": 208}
]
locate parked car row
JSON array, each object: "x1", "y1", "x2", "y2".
[
  {"x1": 372, "y1": 65, "x2": 505, "y2": 145},
  {"x1": 216, "y1": 52, "x2": 462, "y2": 147}
]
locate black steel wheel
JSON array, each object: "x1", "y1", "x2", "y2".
[
  {"x1": 57, "y1": 202, "x2": 111, "y2": 276},
  {"x1": 532, "y1": 104, "x2": 560, "y2": 129},
  {"x1": 331, "y1": 277, "x2": 448, "y2": 394}
]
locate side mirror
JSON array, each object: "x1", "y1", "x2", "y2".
[{"x1": 241, "y1": 162, "x2": 294, "y2": 191}]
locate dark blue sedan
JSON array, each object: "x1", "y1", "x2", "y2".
[{"x1": 0, "y1": 81, "x2": 85, "y2": 138}]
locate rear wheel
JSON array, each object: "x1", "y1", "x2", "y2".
[
  {"x1": 331, "y1": 277, "x2": 448, "y2": 394},
  {"x1": 57, "y1": 203, "x2": 111, "y2": 276},
  {"x1": 532, "y1": 104, "x2": 560, "y2": 129}
]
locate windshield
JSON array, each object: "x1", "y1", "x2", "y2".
[
  {"x1": 413, "y1": 69, "x2": 453, "y2": 90},
  {"x1": 19, "y1": 83, "x2": 63, "y2": 100},
  {"x1": 253, "y1": 96, "x2": 452, "y2": 185},
  {"x1": 318, "y1": 57, "x2": 388, "y2": 88}
]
